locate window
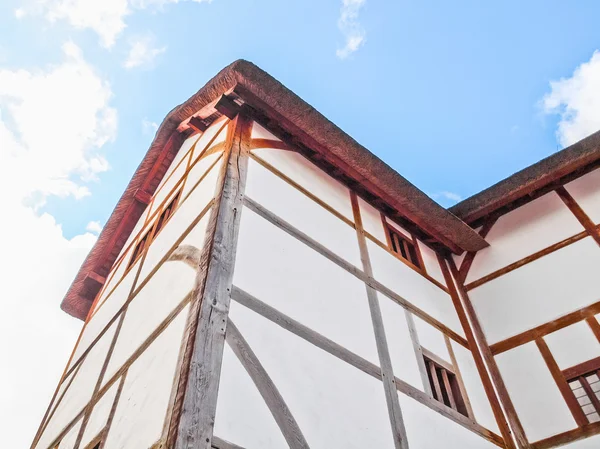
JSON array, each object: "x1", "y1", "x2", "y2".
[
  {"x1": 424, "y1": 353, "x2": 468, "y2": 416},
  {"x1": 386, "y1": 224, "x2": 421, "y2": 269},
  {"x1": 565, "y1": 358, "x2": 600, "y2": 423},
  {"x1": 128, "y1": 190, "x2": 181, "y2": 269}
]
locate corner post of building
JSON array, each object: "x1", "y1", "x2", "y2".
[{"x1": 170, "y1": 109, "x2": 253, "y2": 449}]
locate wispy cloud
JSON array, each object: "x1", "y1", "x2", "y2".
[
  {"x1": 142, "y1": 118, "x2": 159, "y2": 135},
  {"x1": 86, "y1": 220, "x2": 103, "y2": 234},
  {"x1": 124, "y1": 35, "x2": 166, "y2": 69},
  {"x1": 431, "y1": 191, "x2": 463, "y2": 206},
  {"x1": 336, "y1": 0, "x2": 366, "y2": 60},
  {"x1": 541, "y1": 50, "x2": 600, "y2": 148}
]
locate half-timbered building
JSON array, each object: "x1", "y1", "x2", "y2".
[{"x1": 30, "y1": 60, "x2": 600, "y2": 449}]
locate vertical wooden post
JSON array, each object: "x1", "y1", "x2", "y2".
[
  {"x1": 350, "y1": 192, "x2": 409, "y2": 449},
  {"x1": 445, "y1": 257, "x2": 529, "y2": 449},
  {"x1": 170, "y1": 113, "x2": 252, "y2": 449}
]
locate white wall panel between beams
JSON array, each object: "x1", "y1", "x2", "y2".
[
  {"x1": 358, "y1": 196, "x2": 387, "y2": 243},
  {"x1": 96, "y1": 244, "x2": 133, "y2": 312},
  {"x1": 79, "y1": 382, "x2": 119, "y2": 448},
  {"x1": 245, "y1": 157, "x2": 361, "y2": 266},
  {"x1": 564, "y1": 168, "x2": 600, "y2": 224},
  {"x1": 544, "y1": 321, "x2": 600, "y2": 370},
  {"x1": 559, "y1": 434, "x2": 600, "y2": 448},
  {"x1": 233, "y1": 207, "x2": 379, "y2": 365},
  {"x1": 103, "y1": 261, "x2": 196, "y2": 385},
  {"x1": 154, "y1": 134, "x2": 198, "y2": 193},
  {"x1": 384, "y1": 217, "x2": 411, "y2": 239},
  {"x1": 190, "y1": 118, "x2": 228, "y2": 161},
  {"x1": 469, "y1": 237, "x2": 600, "y2": 344},
  {"x1": 417, "y1": 241, "x2": 446, "y2": 286},
  {"x1": 214, "y1": 344, "x2": 288, "y2": 448},
  {"x1": 466, "y1": 192, "x2": 584, "y2": 283},
  {"x1": 36, "y1": 323, "x2": 117, "y2": 449},
  {"x1": 414, "y1": 316, "x2": 451, "y2": 363},
  {"x1": 149, "y1": 156, "x2": 190, "y2": 219},
  {"x1": 496, "y1": 342, "x2": 577, "y2": 441},
  {"x1": 251, "y1": 121, "x2": 281, "y2": 141},
  {"x1": 378, "y1": 295, "x2": 425, "y2": 389},
  {"x1": 450, "y1": 341, "x2": 499, "y2": 433},
  {"x1": 182, "y1": 152, "x2": 223, "y2": 199},
  {"x1": 103, "y1": 305, "x2": 189, "y2": 449},
  {"x1": 252, "y1": 148, "x2": 354, "y2": 221},
  {"x1": 367, "y1": 239, "x2": 464, "y2": 337},
  {"x1": 70, "y1": 263, "x2": 138, "y2": 367},
  {"x1": 57, "y1": 419, "x2": 82, "y2": 449},
  {"x1": 398, "y1": 393, "x2": 498, "y2": 449},
  {"x1": 116, "y1": 206, "x2": 150, "y2": 262},
  {"x1": 228, "y1": 301, "x2": 395, "y2": 448}
]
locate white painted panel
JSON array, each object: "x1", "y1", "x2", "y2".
[
  {"x1": 137, "y1": 171, "x2": 215, "y2": 284},
  {"x1": 467, "y1": 192, "x2": 584, "y2": 283},
  {"x1": 154, "y1": 133, "x2": 198, "y2": 193},
  {"x1": 560, "y1": 433, "x2": 600, "y2": 448},
  {"x1": 452, "y1": 251, "x2": 466, "y2": 270},
  {"x1": 47, "y1": 368, "x2": 76, "y2": 420},
  {"x1": 385, "y1": 217, "x2": 411, "y2": 239},
  {"x1": 229, "y1": 301, "x2": 395, "y2": 448},
  {"x1": 116, "y1": 206, "x2": 150, "y2": 262},
  {"x1": 190, "y1": 118, "x2": 228, "y2": 161},
  {"x1": 414, "y1": 316, "x2": 451, "y2": 363},
  {"x1": 57, "y1": 419, "x2": 82, "y2": 449},
  {"x1": 103, "y1": 305, "x2": 189, "y2": 449},
  {"x1": 36, "y1": 323, "x2": 117, "y2": 449},
  {"x1": 233, "y1": 207, "x2": 379, "y2": 365},
  {"x1": 95, "y1": 244, "x2": 133, "y2": 312},
  {"x1": 470, "y1": 237, "x2": 600, "y2": 344},
  {"x1": 398, "y1": 393, "x2": 498, "y2": 449},
  {"x1": 70, "y1": 263, "x2": 138, "y2": 367},
  {"x1": 358, "y1": 196, "x2": 387, "y2": 243},
  {"x1": 367, "y1": 239, "x2": 464, "y2": 336},
  {"x1": 181, "y1": 151, "x2": 223, "y2": 200},
  {"x1": 496, "y1": 342, "x2": 576, "y2": 441},
  {"x1": 214, "y1": 344, "x2": 288, "y2": 448},
  {"x1": 565, "y1": 168, "x2": 600, "y2": 224},
  {"x1": 251, "y1": 121, "x2": 281, "y2": 141},
  {"x1": 417, "y1": 241, "x2": 446, "y2": 286},
  {"x1": 378, "y1": 297, "x2": 424, "y2": 389},
  {"x1": 80, "y1": 382, "x2": 119, "y2": 448},
  {"x1": 451, "y1": 341, "x2": 499, "y2": 433},
  {"x1": 252, "y1": 149, "x2": 354, "y2": 221},
  {"x1": 149, "y1": 157, "x2": 189, "y2": 219},
  {"x1": 544, "y1": 321, "x2": 600, "y2": 370},
  {"x1": 104, "y1": 261, "x2": 196, "y2": 384},
  {"x1": 246, "y1": 157, "x2": 361, "y2": 266}
]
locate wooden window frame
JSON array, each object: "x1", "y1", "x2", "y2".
[
  {"x1": 383, "y1": 220, "x2": 422, "y2": 270},
  {"x1": 423, "y1": 350, "x2": 469, "y2": 417},
  {"x1": 564, "y1": 357, "x2": 600, "y2": 424}
]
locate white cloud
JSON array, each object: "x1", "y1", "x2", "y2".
[
  {"x1": 542, "y1": 51, "x2": 600, "y2": 148},
  {"x1": 18, "y1": 0, "x2": 212, "y2": 48},
  {"x1": 142, "y1": 117, "x2": 159, "y2": 135},
  {"x1": 0, "y1": 42, "x2": 115, "y2": 448},
  {"x1": 124, "y1": 35, "x2": 166, "y2": 69},
  {"x1": 431, "y1": 191, "x2": 462, "y2": 206},
  {"x1": 336, "y1": 0, "x2": 366, "y2": 60},
  {"x1": 86, "y1": 220, "x2": 103, "y2": 234}
]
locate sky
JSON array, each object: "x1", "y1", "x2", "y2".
[{"x1": 2, "y1": 0, "x2": 600, "y2": 447}]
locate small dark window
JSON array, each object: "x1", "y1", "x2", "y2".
[
  {"x1": 565, "y1": 359, "x2": 600, "y2": 423},
  {"x1": 128, "y1": 229, "x2": 151, "y2": 268},
  {"x1": 386, "y1": 225, "x2": 421, "y2": 269},
  {"x1": 155, "y1": 190, "x2": 181, "y2": 236},
  {"x1": 424, "y1": 354, "x2": 468, "y2": 417}
]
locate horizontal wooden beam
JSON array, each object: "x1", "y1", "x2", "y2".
[
  {"x1": 134, "y1": 188, "x2": 152, "y2": 205},
  {"x1": 188, "y1": 116, "x2": 209, "y2": 133},
  {"x1": 215, "y1": 94, "x2": 241, "y2": 119}
]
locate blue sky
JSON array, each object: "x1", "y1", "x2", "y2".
[{"x1": 2, "y1": 1, "x2": 600, "y2": 447}]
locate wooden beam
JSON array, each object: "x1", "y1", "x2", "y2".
[
  {"x1": 536, "y1": 338, "x2": 588, "y2": 427},
  {"x1": 556, "y1": 186, "x2": 600, "y2": 246},
  {"x1": 405, "y1": 310, "x2": 433, "y2": 396},
  {"x1": 225, "y1": 320, "x2": 309, "y2": 449},
  {"x1": 188, "y1": 116, "x2": 208, "y2": 133},
  {"x1": 562, "y1": 356, "x2": 600, "y2": 380},
  {"x1": 172, "y1": 113, "x2": 252, "y2": 449},
  {"x1": 214, "y1": 94, "x2": 241, "y2": 119},
  {"x1": 134, "y1": 188, "x2": 152, "y2": 205},
  {"x1": 457, "y1": 218, "x2": 497, "y2": 284},
  {"x1": 445, "y1": 334, "x2": 475, "y2": 420},
  {"x1": 531, "y1": 421, "x2": 600, "y2": 449},
  {"x1": 586, "y1": 317, "x2": 600, "y2": 343},
  {"x1": 351, "y1": 192, "x2": 409, "y2": 449},
  {"x1": 440, "y1": 256, "x2": 517, "y2": 449}
]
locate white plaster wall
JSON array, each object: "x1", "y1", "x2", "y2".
[
  {"x1": 190, "y1": 118, "x2": 228, "y2": 161},
  {"x1": 57, "y1": 419, "x2": 82, "y2": 449},
  {"x1": 414, "y1": 315, "x2": 451, "y2": 363},
  {"x1": 94, "y1": 243, "x2": 133, "y2": 313},
  {"x1": 367, "y1": 239, "x2": 464, "y2": 337},
  {"x1": 560, "y1": 434, "x2": 600, "y2": 449},
  {"x1": 115, "y1": 206, "x2": 151, "y2": 262},
  {"x1": 245, "y1": 157, "x2": 361, "y2": 266},
  {"x1": 252, "y1": 149, "x2": 354, "y2": 221},
  {"x1": 47, "y1": 368, "x2": 76, "y2": 420},
  {"x1": 36, "y1": 323, "x2": 117, "y2": 449},
  {"x1": 544, "y1": 321, "x2": 600, "y2": 370},
  {"x1": 469, "y1": 236, "x2": 600, "y2": 344},
  {"x1": 154, "y1": 133, "x2": 198, "y2": 193},
  {"x1": 103, "y1": 260, "x2": 196, "y2": 385},
  {"x1": 149, "y1": 158, "x2": 189, "y2": 219},
  {"x1": 214, "y1": 344, "x2": 288, "y2": 448},
  {"x1": 451, "y1": 341, "x2": 499, "y2": 433},
  {"x1": 181, "y1": 151, "x2": 222, "y2": 200},
  {"x1": 79, "y1": 382, "x2": 119, "y2": 448},
  {"x1": 496, "y1": 342, "x2": 576, "y2": 441},
  {"x1": 103, "y1": 305, "x2": 189, "y2": 449},
  {"x1": 251, "y1": 121, "x2": 281, "y2": 141},
  {"x1": 233, "y1": 207, "x2": 379, "y2": 365},
  {"x1": 358, "y1": 196, "x2": 387, "y2": 243},
  {"x1": 565, "y1": 168, "x2": 600, "y2": 224},
  {"x1": 417, "y1": 241, "x2": 446, "y2": 286},
  {"x1": 466, "y1": 192, "x2": 584, "y2": 283},
  {"x1": 228, "y1": 301, "x2": 395, "y2": 448},
  {"x1": 398, "y1": 393, "x2": 498, "y2": 449},
  {"x1": 378, "y1": 297, "x2": 424, "y2": 389},
  {"x1": 384, "y1": 217, "x2": 411, "y2": 239}
]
